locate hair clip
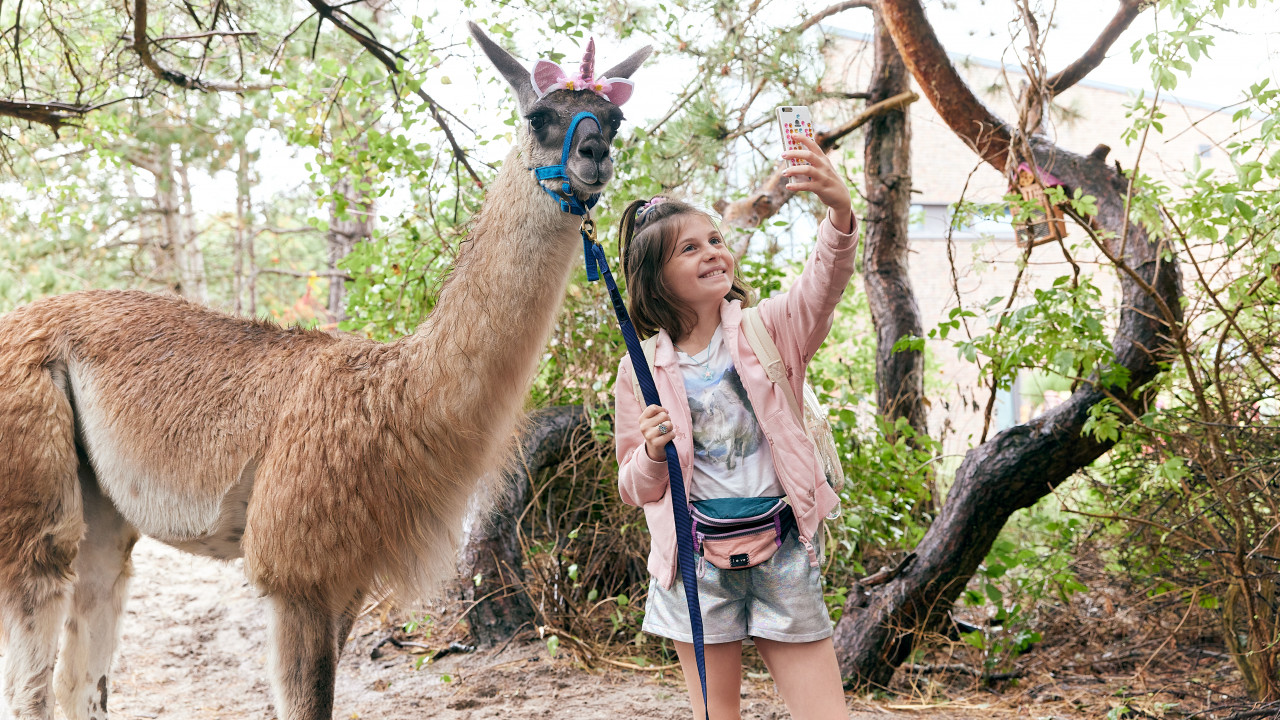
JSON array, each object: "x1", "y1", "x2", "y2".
[{"x1": 636, "y1": 196, "x2": 668, "y2": 221}]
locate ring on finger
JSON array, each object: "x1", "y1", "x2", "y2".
[{"x1": 657, "y1": 423, "x2": 669, "y2": 435}]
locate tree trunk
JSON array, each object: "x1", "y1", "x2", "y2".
[
  {"x1": 861, "y1": 14, "x2": 926, "y2": 438},
  {"x1": 176, "y1": 158, "x2": 208, "y2": 303},
  {"x1": 459, "y1": 405, "x2": 589, "y2": 646},
  {"x1": 323, "y1": 0, "x2": 385, "y2": 320},
  {"x1": 153, "y1": 148, "x2": 184, "y2": 295},
  {"x1": 326, "y1": 162, "x2": 374, "y2": 320},
  {"x1": 833, "y1": 0, "x2": 1182, "y2": 687},
  {"x1": 234, "y1": 104, "x2": 253, "y2": 315}
]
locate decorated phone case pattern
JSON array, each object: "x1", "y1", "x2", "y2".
[{"x1": 781, "y1": 112, "x2": 814, "y2": 184}]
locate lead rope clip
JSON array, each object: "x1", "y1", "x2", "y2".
[{"x1": 581, "y1": 215, "x2": 600, "y2": 281}]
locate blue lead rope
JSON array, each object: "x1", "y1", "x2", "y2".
[
  {"x1": 532, "y1": 107, "x2": 707, "y2": 714},
  {"x1": 583, "y1": 225, "x2": 710, "y2": 720}
]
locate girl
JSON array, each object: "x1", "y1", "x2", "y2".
[{"x1": 615, "y1": 132, "x2": 857, "y2": 720}]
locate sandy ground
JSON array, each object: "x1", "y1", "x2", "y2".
[{"x1": 5, "y1": 538, "x2": 1007, "y2": 719}]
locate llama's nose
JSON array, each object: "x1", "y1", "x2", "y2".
[{"x1": 577, "y1": 134, "x2": 610, "y2": 163}]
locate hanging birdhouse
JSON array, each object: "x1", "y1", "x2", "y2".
[{"x1": 1010, "y1": 162, "x2": 1067, "y2": 248}]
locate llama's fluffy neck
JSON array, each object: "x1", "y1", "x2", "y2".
[{"x1": 402, "y1": 141, "x2": 584, "y2": 459}]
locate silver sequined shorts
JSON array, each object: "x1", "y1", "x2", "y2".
[{"x1": 641, "y1": 528, "x2": 833, "y2": 644}]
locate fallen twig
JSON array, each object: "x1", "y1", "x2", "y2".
[{"x1": 901, "y1": 663, "x2": 1023, "y2": 681}]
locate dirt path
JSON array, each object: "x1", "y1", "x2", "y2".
[{"x1": 11, "y1": 538, "x2": 1004, "y2": 719}]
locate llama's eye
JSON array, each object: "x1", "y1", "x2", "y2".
[{"x1": 527, "y1": 113, "x2": 549, "y2": 131}]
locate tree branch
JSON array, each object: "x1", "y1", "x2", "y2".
[
  {"x1": 257, "y1": 267, "x2": 353, "y2": 281},
  {"x1": 0, "y1": 98, "x2": 90, "y2": 130},
  {"x1": 816, "y1": 89, "x2": 917, "y2": 147},
  {"x1": 1046, "y1": 0, "x2": 1152, "y2": 96},
  {"x1": 794, "y1": 0, "x2": 877, "y2": 35},
  {"x1": 151, "y1": 30, "x2": 258, "y2": 42},
  {"x1": 879, "y1": 0, "x2": 1011, "y2": 167},
  {"x1": 132, "y1": 0, "x2": 273, "y2": 92},
  {"x1": 714, "y1": 91, "x2": 917, "y2": 229},
  {"x1": 302, "y1": 0, "x2": 484, "y2": 189}
]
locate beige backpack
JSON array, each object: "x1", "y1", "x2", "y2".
[{"x1": 628, "y1": 306, "x2": 845, "y2": 493}]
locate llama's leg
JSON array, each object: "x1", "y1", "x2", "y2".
[
  {"x1": 266, "y1": 594, "x2": 340, "y2": 720},
  {"x1": 334, "y1": 589, "x2": 365, "y2": 658},
  {"x1": 53, "y1": 469, "x2": 139, "y2": 720},
  {"x1": 0, "y1": 569, "x2": 73, "y2": 720},
  {"x1": 0, "y1": 494, "x2": 81, "y2": 718},
  {"x1": 0, "y1": 375, "x2": 82, "y2": 720}
]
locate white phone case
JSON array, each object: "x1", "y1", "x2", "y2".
[{"x1": 777, "y1": 105, "x2": 815, "y2": 185}]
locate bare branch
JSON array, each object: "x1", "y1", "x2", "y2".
[
  {"x1": 132, "y1": 0, "x2": 274, "y2": 93},
  {"x1": 794, "y1": 0, "x2": 877, "y2": 35},
  {"x1": 301, "y1": 0, "x2": 484, "y2": 189},
  {"x1": 815, "y1": 89, "x2": 917, "y2": 147},
  {"x1": 0, "y1": 98, "x2": 91, "y2": 130},
  {"x1": 254, "y1": 226, "x2": 321, "y2": 237},
  {"x1": 152, "y1": 30, "x2": 258, "y2": 42},
  {"x1": 257, "y1": 267, "x2": 353, "y2": 280},
  {"x1": 1047, "y1": 0, "x2": 1152, "y2": 96}
]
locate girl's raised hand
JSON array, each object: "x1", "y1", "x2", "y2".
[{"x1": 782, "y1": 133, "x2": 855, "y2": 232}]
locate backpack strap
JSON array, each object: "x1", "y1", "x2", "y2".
[
  {"x1": 740, "y1": 306, "x2": 803, "y2": 424},
  {"x1": 630, "y1": 334, "x2": 660, "y2": 406}
]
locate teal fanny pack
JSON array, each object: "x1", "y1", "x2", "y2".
[{"x1": 689, "y1": 497, "x2": 795, "y2": 572}]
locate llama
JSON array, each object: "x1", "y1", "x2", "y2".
[{"x1": 0, "y1": 23, "x2": 650, "y2": 720}]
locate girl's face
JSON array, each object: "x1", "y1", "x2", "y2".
[{"x1": 660, "y1": 215, "x2": 734, "y2": 310}]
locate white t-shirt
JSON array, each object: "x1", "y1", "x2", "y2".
[{"x1": 676, "y1": 325, "x2": 785, "y2": 501}]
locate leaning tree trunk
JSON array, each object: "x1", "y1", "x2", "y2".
[
  {"x1": 833, "y1": 0, "x2": 1182, "y2": 687},
  {"x1": 459, "y1": 405, "x2": 589, "y2": 646},
  {"x1": 861, "y1": 14, "x2": 925, "y2": 438}
]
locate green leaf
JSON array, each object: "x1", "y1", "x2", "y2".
[{"x1": 985, "y1": 583, "x2": 1004, "y2": 605}]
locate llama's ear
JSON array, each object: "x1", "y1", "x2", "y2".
[
  {"x1": 468, "y1": 22, "x2": 536, "y2": 110},
  {"x1": 600, "y1": 45, "x2": 653, "y2": 81}
]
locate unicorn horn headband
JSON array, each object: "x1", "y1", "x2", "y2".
[{"x1": 531, "y1": 38, "x2": 636, "y2": 106}]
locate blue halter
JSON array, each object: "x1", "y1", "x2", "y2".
[
  {"x1": 532, "y1": 111, "x2": 603, "y2": 217},
  {"x1": 532, "y1": 110, "x2": 605, "y2": 279}
]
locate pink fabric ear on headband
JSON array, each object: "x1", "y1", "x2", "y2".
[
  {"x1": 529, "y1": 39, "x2": 636, "y2": 106},
  {"x1": 531, "y1": 60, "x2": 572, "y2": 95},
  {"x1": 599, "y1": 79, "x2": 634, "y2": 106}
]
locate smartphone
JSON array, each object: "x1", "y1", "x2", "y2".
[{"x1": 776, "y1": 105, "x2": 815, "y2": 186}]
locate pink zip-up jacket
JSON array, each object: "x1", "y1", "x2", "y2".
[{"x1": 614, "y1": 210, "x2": 859, "y2": 590}]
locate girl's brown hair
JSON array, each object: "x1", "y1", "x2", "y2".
[{"x1": 618, "y1": 197, "x2": 753, "y2": 341}]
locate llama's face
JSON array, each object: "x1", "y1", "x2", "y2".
[
  {"x1": 522, "y1": 91, "x2": 625, "y2": 199},
  {"x1": 469, "y1": 22, "x2": 651, "y2": 201}
]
